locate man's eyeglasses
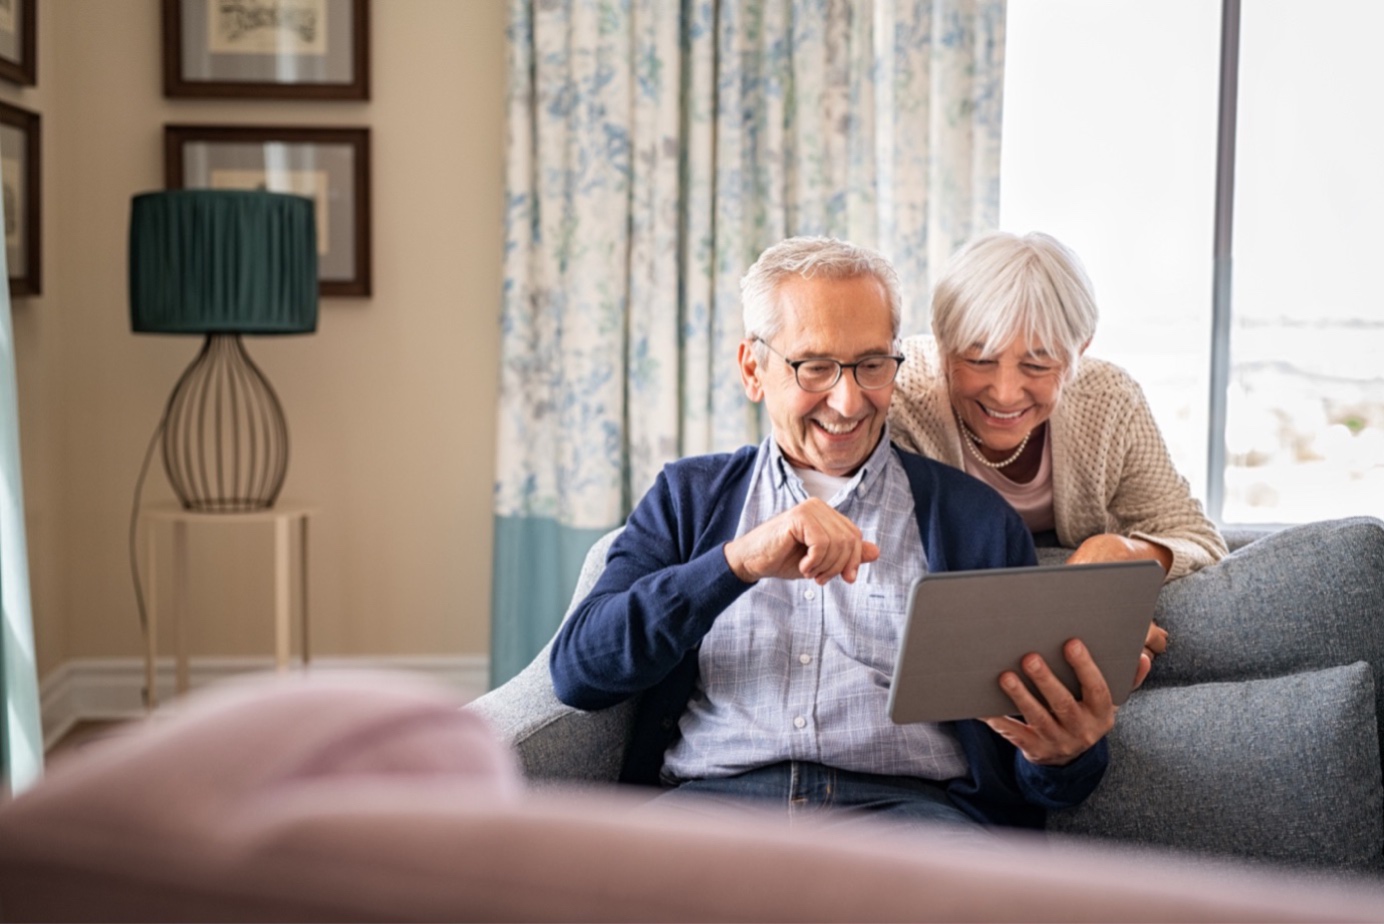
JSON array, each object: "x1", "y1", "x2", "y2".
[{"x1": 756, "y1": 339, "x2": 905, "y2": 393}]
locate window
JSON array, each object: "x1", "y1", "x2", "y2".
[
  {"x1": 1226, "y1": 0, "x2": 1384, "y2": 523},
  {"x1": 1001, "y1": 0, "x2": 1384, "y2": 524}
]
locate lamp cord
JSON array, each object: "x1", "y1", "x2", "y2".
[{"x1": 128, "y1": 410, "x2": 167, "y2": 645}]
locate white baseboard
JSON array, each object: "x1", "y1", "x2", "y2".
[{"x1": 40, "y1": 655, "x2": 491, "y2": 751}]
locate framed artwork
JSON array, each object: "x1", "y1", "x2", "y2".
[
  {"x1": 0, "y1": 0, "x2": 35, "y2": 86},
  {"x1": 162, "y1": 0, "x2": 369, "y2": 100},
  {"x1": 165, "y1": 124, "x2": 371, "y2": 297},
  {"x1": 0, "y1": 100, "x2": 39, "y2": 297}
]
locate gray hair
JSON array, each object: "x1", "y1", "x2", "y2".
[
  {"x1": 931, "y1": 231, "x2": 1098, "y2": 376},
  {"x1": 740, "y1": 236, "x2": 902, "y2": 345}
]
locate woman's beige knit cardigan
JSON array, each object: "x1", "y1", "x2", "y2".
[{"x1": 888, "y1": 337, "x2": 1227, "y2": 580}]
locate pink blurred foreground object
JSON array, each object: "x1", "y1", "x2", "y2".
[{"x1": 1, "y1": 670, "x2": 1382, "y2": 923}]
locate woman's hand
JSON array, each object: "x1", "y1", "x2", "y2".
[
  {"x1": 1129, "y1": 620, "x2": 1168, "y2": 689},
  {"x1": 1068, "y1": 533, "x2": 1170, "y2": 689},
  {"x1": 1067, "y1": 532, "x2": 1173, "y2": 573}
]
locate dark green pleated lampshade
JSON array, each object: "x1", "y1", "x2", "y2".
[{"x1": 129, "y1": 190, "x2": 318, "y2": 335}]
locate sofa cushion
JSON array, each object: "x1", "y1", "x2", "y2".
[
  {"x1": 1149, "y1": 518, "x2": 1384, "y2": 690},
  {"x1": 1047, "y1": 662, "x2": 1383, "y2": 872},
  {"x1": 1148, "y1": 517, "x2": 1384, "y2": 810}
]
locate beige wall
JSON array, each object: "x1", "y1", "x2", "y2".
[{"x1": 7, "y1": 0, "x2": 507, "y2": 679}]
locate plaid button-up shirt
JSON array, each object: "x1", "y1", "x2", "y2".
[{"x1": 663, "y1": 430, "x2": 969, "y2": 782}]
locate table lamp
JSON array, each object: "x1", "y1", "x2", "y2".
[{"x1": 128, "y1": 190, "x2": 318, "y2": 512}]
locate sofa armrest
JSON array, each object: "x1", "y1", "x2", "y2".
[
  {"x1": 467, "y1": 527, "x2": 634, "y2": 784},
  {"x1": 465, "y1": 647, "x2": 635, "y2": 784}
]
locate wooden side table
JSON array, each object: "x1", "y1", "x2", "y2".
[{"x1": 139, "y1": 502, "x2": 315, "y2": 709}]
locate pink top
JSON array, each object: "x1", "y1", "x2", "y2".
[{"x1": 959, "y1": 433, "x2": 1056, "y2": 534}]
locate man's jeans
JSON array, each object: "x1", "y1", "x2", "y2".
[{"x1": 652, "y1": 761, "x2": 990, "y2": 838}]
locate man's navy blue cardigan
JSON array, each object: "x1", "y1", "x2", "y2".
[{"x1": 550, "y1": 443, "x2": 1108, "y2": 829}]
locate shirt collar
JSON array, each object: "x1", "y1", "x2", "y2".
[{"x1": 766, "y1": 424, "x2": 895, "y2": 500}]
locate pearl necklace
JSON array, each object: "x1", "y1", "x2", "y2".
[{"x1": 957, "y1": 413, "x2": 1031, "y2": 469}]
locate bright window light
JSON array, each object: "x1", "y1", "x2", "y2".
[
  {"x1": 1000, "y1": 0, "x2": 1384, "y2": 524},
  {"x1": 1227, "y1": 0, "x2": 1384, "y2": 523}
]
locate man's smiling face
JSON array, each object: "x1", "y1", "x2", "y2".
[{"x1": 739, "y1": 273, "x2": 895, "y2": 478}]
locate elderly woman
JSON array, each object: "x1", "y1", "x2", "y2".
[{"x1": 888, "y1": 231, "x2": 1228, "y2": 581}]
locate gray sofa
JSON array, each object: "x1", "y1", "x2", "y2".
[{"x1": 468, "y1": 516, "x2": 1384, "y2": 875}]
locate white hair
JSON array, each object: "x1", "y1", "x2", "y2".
[
  {"x1": 931, "y1": 231, "x2": 1098, "y2": 377},
  {"x1": 740, "y1": 236, "x2": 902, "y2": 345}
]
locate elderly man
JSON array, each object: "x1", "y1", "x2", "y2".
[{"x1": 550, "y1": 237, "x2": 1115, "y2": 832}]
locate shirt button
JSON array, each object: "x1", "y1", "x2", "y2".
[
  {"x1": 793, "y1": 716, "x2": 807, "y2": 729},
  {"x1": 803, "y1": 588, "x2": 816, "y2": 601},
  {"x1": 798, "y1": 653, "x2": 812, "y2": 665}
]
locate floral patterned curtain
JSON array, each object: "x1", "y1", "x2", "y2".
[{"x1": 491, "y1": 0, "x2": 1006, "y2": 685}]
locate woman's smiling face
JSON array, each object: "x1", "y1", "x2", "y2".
[{"x1": 945, "y1": 338, "x2": 1071, "y2": 454}]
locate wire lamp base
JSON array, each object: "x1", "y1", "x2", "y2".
[{"x1": 161, "y1": 333, "x2": 289, "y2": 512}]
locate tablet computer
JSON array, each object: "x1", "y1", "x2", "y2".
[{"x1": 887, "y1": 560, "x2": 1164, "y2": 724}]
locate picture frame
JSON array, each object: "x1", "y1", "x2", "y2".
[
  {"x1": 0, "y1": 100, "x2": 40, "y2": 297},
  {"x1": 162, "y1": 0, "x2": 369, "y2": 100},
  {"x1": 0, "y1": 0, "x2": 35, "y2": 87},
  {"x1": 165, "y1": 124, "x2": 371, "y2": 297}
]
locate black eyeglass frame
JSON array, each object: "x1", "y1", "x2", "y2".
[{"x1": 754, "y1": 338, "x2": 906, "y2": 393}]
